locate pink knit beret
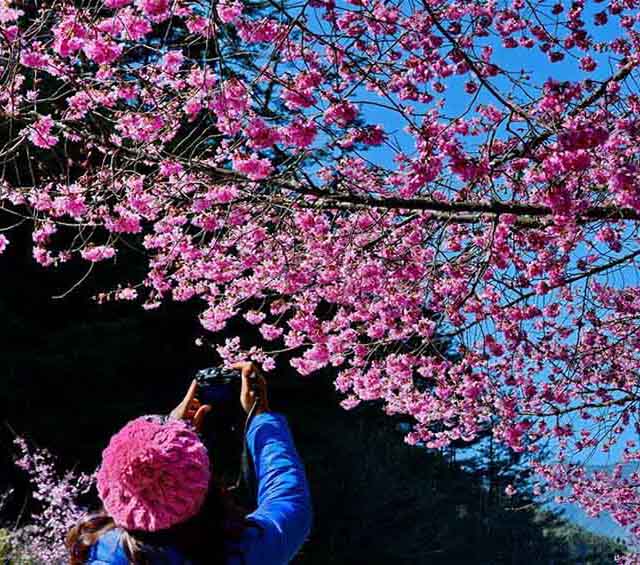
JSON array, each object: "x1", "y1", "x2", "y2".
[{"x1": 96, "y1": 416, "x2": 211, "y2": 532}]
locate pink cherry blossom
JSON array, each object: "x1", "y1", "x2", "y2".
[
  {"x1": 218, "y1": 1, "x2": 243, "y2": 23},
  {"x1": 324, "y1": 101, "x2": 359, "y2": 127},
  {"x1": 80, "y1": 245, "x2": 117, "y2": 262},
  {"x1": 82, "y1": 38, "x2": 122, "y2": 64},
  {"x1": 282, "y1": 119, "x2": 317, "y2": 148},
  {"x1": 160, "y1": 50, "x2": 184, "y2": 74},
  {"x1": 135, "y1": 0, "x2": 169, "y2": 18},
  {"x1": 259, "y1": 323, "x2": 283, "y2": 341},
  {"x1": 232, "y1": 153, "x2": 274, "y2": 180},
  {"x1": 244, "y1": 310, "x2": 266, "y2": 325},
  {"x1": 246, "y1": 118, "x2": 281, "y2": 149},
  {"x1": 28, "y1": 115, "x2": 58, "y2": 148}
]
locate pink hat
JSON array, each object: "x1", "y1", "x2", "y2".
[{"x1": 96, "y1": 416, "x2": 211, "y2": 532}]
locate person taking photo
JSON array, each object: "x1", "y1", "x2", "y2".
[{"x1": 67, "y1": 361, "x2": 312, "y2": 564}]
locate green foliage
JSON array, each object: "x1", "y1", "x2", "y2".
[
  {"x1": 0, "y1": 528, "x2": 37, "y2": 565},
  {"x1": 0, "y1": 528, "x2": 9, "y2": 560}
]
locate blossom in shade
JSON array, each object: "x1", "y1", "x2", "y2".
[
  {"x1": 259, "y1": 323, "x2": 283, "y2": 341},
  {"x1": 28, "y1": 116, "x2": 58, "y2": 149},
  {"x1": 82, "y1": 38, "x2": 122, "y2": 64},
  {"x1": 135, "y1": 0, "x2": 169, "y2": 18},
  {"x1": 246, "y1": 118, "x2": 281, "y2": 149},
  {"x1": 80, "y1": 245, "x2": 117, "y2": 262}
]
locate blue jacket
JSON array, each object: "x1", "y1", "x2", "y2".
[{"x1": 88, "y1": 413, "x2": 312, "y2": 564}]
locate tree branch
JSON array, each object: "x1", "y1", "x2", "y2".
[
  {"x1": 301, "y1": 191, "x2": 640, "y2": 222},
  {"x1": 492, "y1": 61, "x2": 638, "y2": 166}
]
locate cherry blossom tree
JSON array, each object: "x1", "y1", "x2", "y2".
[{"x1": 3, "y1": 0, "x2": 640, "y2": 555}]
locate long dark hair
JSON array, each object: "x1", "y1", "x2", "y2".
[{"x1": 67, "y1": 482, "x2": 248, "y2": 564}]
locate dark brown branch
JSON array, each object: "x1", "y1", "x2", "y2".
[
  {"x1": 522, "y1": 395, "x2": 636, "y2": 418},
  {"x1": 303, "y1": 191, "x2": 640, "y2": 222},
  {"x1": 171, "y1": 161, "x2": 640, "y2": 223}
]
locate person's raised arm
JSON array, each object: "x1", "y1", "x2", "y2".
[{"x1": 232, "y1": 362, "x2": 312, "y2": 564}]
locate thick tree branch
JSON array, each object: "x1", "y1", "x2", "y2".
[{"x1": 302, "y1": 191, "x2": 640, "y2": 222}]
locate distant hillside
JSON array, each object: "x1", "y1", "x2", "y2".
[
  {"x1": 546, "y1": 463, "x2": 640, "y2": 544},
  {"x1": 555, "y1": 503, "x2": 629, "y2": 542}
]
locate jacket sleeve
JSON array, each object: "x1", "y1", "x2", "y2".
[{"x1": 242, "y1": 412, "x2": 312, "y2": 564}]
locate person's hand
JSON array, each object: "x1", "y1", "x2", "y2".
[
  {"x1": 232, "y1": 361, "x2": 269, "y2": 415},
  {"x1": 169, "y1": 379, "x2": 212, "y2": 432}
]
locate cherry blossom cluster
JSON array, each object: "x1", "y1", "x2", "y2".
[
  {"x1": 8, "y1": 438, "x2": 94, "y2": 563},
  {"x1": 2, "y1": 0, "x2": 640, "y2": 553}
]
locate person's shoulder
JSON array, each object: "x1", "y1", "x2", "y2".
[
  {"x1": 87, "y1": 529, "x2": 129, "y2": 564},
  {"x1": 89, "y1": 529, "x2": 188, "y2": 564}
]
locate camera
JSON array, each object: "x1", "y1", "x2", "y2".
[
  {"x1": 193, "y1": 367, "x2": 257, "y2": 501},
  {"x1": 194, "y1": 368, "x2": 243, "y2": 478},
  {"x1": 195, "y1": 367, "x2": 242, "y2": 406}
]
